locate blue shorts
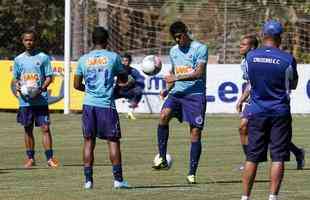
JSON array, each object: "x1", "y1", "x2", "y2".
[
  {"x1": 240, "y1": 103, "x2": 250, "y2": 119},
  {"x1": 82, "y1": 105, "x2": 121, "y2": 141},
  {"x1": 114, "y1": 86, "x2": 143, "y2": 108},
  {"x1": 17, "y1": 106, "x2": 50, "y2": 127},
  {"x1": 247, "y1": 116, "x2": 292, "y2": 163},
  {"x1": 162, "y1": 94, "x2": 206, "y2": 129}
]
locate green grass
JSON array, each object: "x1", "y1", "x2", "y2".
[{"x1": 0, "y1": 113, "x2": 309, "y2": 200}]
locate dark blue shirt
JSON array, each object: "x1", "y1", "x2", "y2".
[
  {"x1": 128, "y1": 67, "x2": 145, "y2": 88},
  {"x1": 245, "y1": 46, "x2": 298, "y2": 117}
]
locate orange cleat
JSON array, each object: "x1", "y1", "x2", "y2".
[
  {"x1": 24, "y1": 158, "x2": 36, "y2": 168},
  {"x1": 47, "y1": 158, "x2": 60, "y2": 168}
]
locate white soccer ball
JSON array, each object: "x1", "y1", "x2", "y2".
[
  {"x1": 20, "y1": 84, "x2": 40, "y2": 99},
  {"x1": 141, "y1": 55, "x2": 162, "y2": 76},
  {"x1": 153, "y1": 153, "x2": 173, "y2": 168}
]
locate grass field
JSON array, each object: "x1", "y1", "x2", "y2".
[{"x1": 0, "y1": 112, "x2": 309, "y2": 200}]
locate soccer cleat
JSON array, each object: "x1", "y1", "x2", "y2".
[
  {"x1": 186, "y1": 175, "x2": 197, "y2": 184},
  {"x1": 127, "y1": 111, "x2": 136, "y2": 120},
  {"x1": 152, "y1": 157, "x2": 169, "y2": 170},
  {"x1": 296, "y1": 149, "x2": 305, "y2": 170},
  {"x1": 47, "y1": 157, "x2": 59, "y2": 168},
  {"x1": 24, "y1": 158, "x2": 36, "y2": 168},
  {"x1": 84, "y1": 181, "x2": 93, "y2": 189},
  {"x1": 114, "y1": 180, "x2": 129, "y2": 189}
]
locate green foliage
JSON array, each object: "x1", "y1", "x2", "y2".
[{"x1": 0, "y1": 0, "x2": 64, "y2": 58}]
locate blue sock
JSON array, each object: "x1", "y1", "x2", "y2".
[
  {"x1": 84, "y1": 166, "x2": 93, "y2": 182},
  {"x1": 189, "y1": 140, "x2": 202, "y2": 175},
  {"x1": 26, "y1": 150, "x2": 35, "y2": 159},
  {"x1": 45, "y1": 149, "x2": 53, "y2": 161},
  {"x1": 112, "y1": 164, "x2": 123, "y2": 182},
  {"x1": 242, "y1": 145, "x2": 248, "y2": 156},
  {"x1": 157, "y1": 124, "x2": 169, "y2": 160}
]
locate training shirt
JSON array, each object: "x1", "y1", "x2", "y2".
[
  {"x1": 13, "y1": 51, "x2": 53, "y2": 107},
  {"x1": 169, "y1": 40, "x2": 208, "y2": 95},
  {"x1": 245, "y1": 46, "x2": 298, "y2": 117},
  {"x1": 76, "y1": 49, "x2": 124, "y2": 108}
]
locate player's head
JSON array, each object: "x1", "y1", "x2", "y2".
[
  {"x1": 169, "y1": 21, "x2": 190, "y2": 47},
  {"x1": 122, "y1": 53, "x2": 132, "y2": 67},
  {"x1": 21, "y1": 29, "x2": 37, "y2": 51},
  {"x1": 240, "y1": 34, "x2": 258, "y2": 56},
  {"x1": 92, "y1": 26, "x2": 109, "y2": 47},
  {"x1": 262, "y1": 20, "x2": 283, "y2": 47}
]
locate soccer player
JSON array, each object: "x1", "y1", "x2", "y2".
[
  {"x1": 152, "y1": 21, "x2": 208, "y2": 184},
  {"x1": 236, "y1": 34, "x2": 259, "y2": 171},
  {"x1": 114, "y1": 53, "x2": 145, "y2": 120},
  {"x1": 237, "y1": 36, "x2": 305, "y2": 171},
  {"x1": 13, "y1": 30, "x2": 59, "y2": 168},
  {"x1": 74, "y1": 26, "x2": 129, "y2": 189},
  {"x1": 241, "y1": 20, "x2": 299, "y2": 200}
]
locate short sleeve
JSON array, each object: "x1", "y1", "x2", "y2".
[
  {"x1": 13, "y1": 59, "x2": 21, "y2": 80},
  {"x1": 43, "y1": 56, "x2": 53, "y2": 77},
  {"x1": 196, "y1": 45, "x2": 208, "y2": 64},
  {"x1": 113, "y1": 54, "x2": 124, "y2": 75},
  {"x1": 75, "y1": 57, "x2": 84, "y2": 76}
]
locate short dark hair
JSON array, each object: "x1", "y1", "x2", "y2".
[
  {"x1": 21, "y1": 29, "x2": 37, "y2": 40},
  {"x1": 242, "y1": 34, "x2": 259, "y2": 49},
  {"x1": 92, "y1": 26, "x2": 109, "y2": 45},
  {"x1": 122, "y1": 53, "x2": 132, "y2": 63},
  {"x1": 169, "y1": 21, "x2": 188, "y2": 37}
]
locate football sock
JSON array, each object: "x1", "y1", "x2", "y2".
[
  {"x1": 268, "y1": 194, "x2": 278, "y2": 200},
  {"x1": 289, "y1": 142, "x2": 301, "y2": 158},
  {"x1": 189, "y1": 140, "x2": 202, "y2": 175},
  {"x1": 157, "y1": 124, "x2": 169, "y2": 160},
  {"x1": 26, "y1": 150, "x2": 35, "y2": 159},
  {"x1": 84, "y1": 166, "x2": 93, "y2": 182},
  {"x1": 112, "y1": 164, "x2": 123, "y2": 182},
  {"x1": 45, "y1": 149, "x2": 53, "y2": 161},
  {"x1": 242, "y1": 144, "x2": 248, "y2": 156},
  {"x1": 241, "y1": 195, "x2": 250, "y2": 200}
]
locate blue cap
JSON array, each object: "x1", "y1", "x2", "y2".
[{"x1": 262, "y1": 20, "x2": 283, "y2": 36}]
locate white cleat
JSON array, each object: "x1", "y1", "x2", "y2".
[
  {"x1": 114, "y1": 180, "x2": 129, "y2": 189},
  {"x1": 84, "y1": 181, "x2": 93, "y2": 189},
  {"x1": 127, "y1": 112, "x2": 136, "y2": 120}
]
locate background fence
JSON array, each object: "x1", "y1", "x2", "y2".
[{"x1": 0, "y1": 0, "x2": 310, "y2": 64}]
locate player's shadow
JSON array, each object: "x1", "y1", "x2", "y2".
[
  {"x1": 63, "y1": 163, "x2": 111, "y2": 167},
  {"x1": 286, "y1": 168, "x2": 310, "y2": 171},
  {"x1": 128, "y1": 184, "x2": 194, "y2": 189},
  {"x1": 200, "y1": 179, "x2": 270, "y2": 184},
  {"x1": 0, "y1": 167, "x2": 50, "y2": 171}
]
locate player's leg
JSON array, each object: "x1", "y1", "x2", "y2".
[
  {"x1": 187, "y1": 126, "x2": 202, "y2": 184},
  {"x1": 239, "y1": 117, "x2": 248, "y2": 156},
  {"x1": 242, "y1": 117, "x2": 268, "y2": 200},
  {"x1": 242, "y1": 161, "x2": 257, "y2": 200},
  {"x1": 268, "y1": 116, "x2": 292, "y2": 200},
  {"x1": 127, "y1": 86, "x2": 144, "y2": 120},
  {"x1": 83, "y1": 136, "x2": 96, "y2": 189},
  {"x1": 107, "y1": 139, "x2": 128, "y2": 188},
  {"x1": 17, "y1": 106, "x2": 36, "y2": 168},
  {"x1": 35, "y1": 106, "x2": 58, "y2": 168},
  {"x1": 24, "y1": 125, "x2": 36, "y2": 167},
  {"x1": 289, "y1": 142, "x2": 305, "y2": 170},
  {"x1": 153, "y1": 95, "x2": 176, "y2": 169},
  {"x1": 81, "y1": 105, "x2": 97, "y2": 189}
]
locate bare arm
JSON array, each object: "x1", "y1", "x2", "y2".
[
  {"x1": 41, "y1": 76, "x2": 53, "y2": 91},
  {"x1": 236, "y1": 83, "x2": 250, "y2": 113},
  {"x1": 74, "y1": 74, "x2": 85, "y2": 92}
]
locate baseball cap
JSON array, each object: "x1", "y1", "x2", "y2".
[{"x1": 262, "y1": 20, "x2": 283, "y2": 37}]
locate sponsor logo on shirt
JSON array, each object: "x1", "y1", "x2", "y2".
[
  {"x1": 175, "y1": 65, "x2": 193, "y2": 75},
  {"x1": 87, "y1": 56, "x2": 108, "y2": 67}
]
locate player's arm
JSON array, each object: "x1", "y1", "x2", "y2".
[
  {"x1": 40, "y1": 56, "x2": 53, "y2": 92},
  {"x1": 40, "y1": 76, "x2": 53, "y2": 92},
  {"x1": 116, "y1": 69, "x2": 132, "y2": 87},
  {"x1": 12, "y1": 59, "x2": 21, "y2": 92},
  {"x1": 74, "y1": 75, "x2": 85, "y2": 92},
  {"x1": 74, "y1": 57, "x2": 85, "y2": 91},
  {"x1": 289, "y1": 58, "x2": 298, "y2": 90},
  {"x1": 236, "y1": 83, "x2": 250, "y2": 113}
]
